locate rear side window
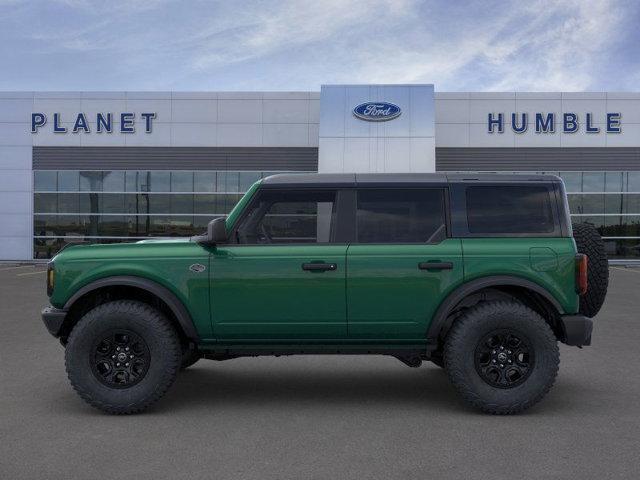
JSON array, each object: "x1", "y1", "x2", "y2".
[
  {"x1": 356, "y1": 189, "x2": 446, "y2": 243},
  {"x1": 466, "y1": 186, "x2": 555, "y2": 234}
]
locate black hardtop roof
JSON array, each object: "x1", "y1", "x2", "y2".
[{"x1": 261, "y1": 172, "x2": 562, "y2": 188}]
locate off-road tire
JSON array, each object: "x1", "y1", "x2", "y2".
[
  {"x1": 573, "y1": 222, "x2": 609, "y2": 318},
  {"x1": 180, "y1": 348, "x2": 201, "y2": 370},
  {"x1": 65, "y1": 300, "x2": 181, "y2": 414},
  {"x1": 444, "y1": 301, "x2": 559, "y2": 414}
]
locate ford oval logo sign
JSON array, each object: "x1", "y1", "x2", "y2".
[{"x1": 353, "y1": 102, "x2": 402, "y2": 122}]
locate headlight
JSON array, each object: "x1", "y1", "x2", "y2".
[{"x1": 47, "y1": 262, "x2": 55, "y2": 296}]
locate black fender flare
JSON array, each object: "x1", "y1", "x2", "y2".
[
  {"x1": 64, "y1": 275, "x2": 199, "y2": 341},
  {"x1": 426, "y1": 275, "x2": 564, "y2": 342}
]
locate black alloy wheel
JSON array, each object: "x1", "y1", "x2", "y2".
[
  {"x1": 474, "y1": 329, "x2": 533, "y2": 388},
  {"x1": 91, "y1": 329, "x2": 150, "y2": 388}
]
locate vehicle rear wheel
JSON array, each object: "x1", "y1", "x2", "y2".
[
  {"x1": 444, "y1": 301, "x2": 559, "y2": 414},
  {"x1": 573, "y1": 222, "x2": 609, "y2": 318},
  {"x1": 65, "y1": 300, "x2": 181, "y2": 414}
]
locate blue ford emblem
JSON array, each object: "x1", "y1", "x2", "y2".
[{"x1": 353, "y1": 102, "x2": 402, "y2": 122}]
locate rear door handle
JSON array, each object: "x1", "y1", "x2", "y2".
[
  {"x1": 418, "y1": 261, "x2": 453, "y2": 271},
  {"x1": 302, "y1": 262, "x2": 337, "y2": 272}
]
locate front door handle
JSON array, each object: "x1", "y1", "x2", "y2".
[
  {"x1": 418, "y1": 261, "x2": 453, "y2": 271},
  {"x1": 302, "y1": 262, "x2": 337, "y2": 272}
]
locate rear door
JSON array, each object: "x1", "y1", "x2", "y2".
[{"x1": 346, "y1": 188, "x2": 463, "y2": 340}]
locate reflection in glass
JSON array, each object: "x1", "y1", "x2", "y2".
[
  {"x1": 57, "y1": 171, "x2": 79, "y2": 192},
  {"x1": 194, "y1": 172, "x2": 216, "y2": 192},
  {"x1": 34, "y1": 171, "x2": 57, "y2": 191},
  {"x1": 103, "y1": 171, "x2": 125, "y2": 192},
  {"x1": 171, "y1": 172, "x2": 193, "y2": 192},
  {"x1": 80, "y1": 171, "x2": 103, "y2": 191},
  {"x1": 559, "y1": 172, "x2": 582, "y2": 192},
  {"x1": 582, "y1": 172, "x2": 605, "y2": 192}
]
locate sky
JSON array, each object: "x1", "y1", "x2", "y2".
[{"x1": 0, "y1": 0, "x2": 638, "y2": 92}]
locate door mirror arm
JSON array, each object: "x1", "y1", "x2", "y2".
[{"x1": 191, "y1": 217, "x2": 228, "y2": 245}]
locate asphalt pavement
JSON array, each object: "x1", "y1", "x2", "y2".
[{"x1": 1, "y1": 263, "x2": 639, "y2": 479}]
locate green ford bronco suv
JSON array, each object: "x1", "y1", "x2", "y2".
[{"x1": 42, "y1": 173, "x2": 609, "y2": 415}]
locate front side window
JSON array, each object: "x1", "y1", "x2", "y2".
[
  {"x1": 356, "y1": 189, "x2": 446, "y2": 243},
  {"x1": 236, "y1": 190, "x2": 337, "y2": 244},
  {"x1": 466, "y1": 185, "x2": 555, "y2": 234}
]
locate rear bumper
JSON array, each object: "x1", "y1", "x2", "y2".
[
  {"x1": 41, "y1": 306, "x2": 67, "y2": 338},
  {"x1": 560, "y1": 314, "x2": 593, "y2": 347}
]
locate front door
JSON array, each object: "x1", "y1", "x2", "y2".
[
  {"x1": 346, "y1": 188, "x2": 464, "y2": 340},
  {"x1": 211, "y1": 188, "x2": 348, "y2": 340}
]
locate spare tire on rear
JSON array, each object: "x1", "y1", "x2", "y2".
[{"x1": 572, "y1": 223, "x2": 609, "y2": 317}]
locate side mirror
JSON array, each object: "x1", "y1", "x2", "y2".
[{"x1": 192, "y1": 217, "x2": 227, "y2": 245}]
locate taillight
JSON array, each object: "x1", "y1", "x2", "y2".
[{"x1": 575, "y1": 254, "x2": 588, "y2": 295}]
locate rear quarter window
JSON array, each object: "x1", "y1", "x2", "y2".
[{"x1": 466, "y1": 185, "x2": 555, "y2": 234}]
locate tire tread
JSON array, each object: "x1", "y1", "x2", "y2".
[
  {"x1": 65, "y1": 300, "x2": 181, "y2": 415},
  {"x1": 444, "y1": 301, "x2": 559, "y2": 415}
]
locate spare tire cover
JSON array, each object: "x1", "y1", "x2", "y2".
[{"x1": 572, "y1": 223, "x2": 609, "y2": 318}]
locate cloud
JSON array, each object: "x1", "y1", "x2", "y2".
[
  {"x1": 0, "y1": 0, "x2": 637, "y2": 91},
  {"x1": 189, "y1": 0, "x2": 414, "y2": 70}
]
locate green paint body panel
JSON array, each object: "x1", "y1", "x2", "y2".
[
  {"x1": 50, "y1": 240, "x2": 214, "y2": 338},
  {"x1": 225, "y1": 180, "x2": 261, "y2": 233},
  {"x1": 210, "y1": 244, "x2": 348, "y2": 340},
  {"x1": 461, "y1": 238, "x2": 579, "y2": 314},
  {"x1": 346, "y1": 239, "x2": 464, "y2": 339},
  {"x1": 47, "y1": 183, "x2": 580, "y2": 349}
]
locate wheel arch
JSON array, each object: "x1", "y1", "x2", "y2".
[
  {"x1": 427, "y1": 275, "x2": 564, "y2": 345},
  {"x1": 60, "y1": 276, "x2": 199, "y2": 343}
]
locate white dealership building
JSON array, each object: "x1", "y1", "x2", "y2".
[{"x1": 0, "y1": 84, "x2": 639, "y2": 261}]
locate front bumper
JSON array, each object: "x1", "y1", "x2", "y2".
[
  {"x1": 41, "y1": 306, "x2": 67, "y2": 338},
  {"x1": 560, "y1": 314, "x2": 593, "y2": 347}
]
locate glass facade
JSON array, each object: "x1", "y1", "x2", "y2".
[
  {"x1": 557, "y1": 171, "x2": 640, "y2": 260},
  {"x1": 33, "y1": 169, "x2": 640, "y2": 260},
  {"x1": 33, "y1": 170, "x2": 295, "y2": 259}
]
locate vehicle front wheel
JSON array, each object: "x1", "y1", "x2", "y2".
[
  {"x1": 65, "y1": 300, "x2": 181, "y2": 414},
  {"x1": 444, "y1": 301, "x2": 559, "y2": 414},
  {"x1": 180, "y1": 347, "x2": 201, "y2": 370}
]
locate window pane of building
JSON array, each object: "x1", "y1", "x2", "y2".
[
  {"x1": 57, "y1": 171, "x2": 79, "y2": 192},
  {"x1": 34, "y1": 171, "x2": 57, "y2": 191},
  {"x1": 102, "y1": 171, "x2": 125, "y2": 192},
  {"x1": 628, "y1": 172, "x2": 640, "y2": 192},
  {"x1": 101, "y1": 194, "x2": 126, "y2": 214},
  {"x1": 239, "y1": 172, "x2": 261, "y2": 191},
  {"x1": 148, "y1": 171, "x2": 170, "y2": 192},
  {"x1": 79, "y1": 171, "x2": 103, "y2": 191},
  {"x1": 582, "y1": 172, "x2": 605, "y2": 192},
  {"x1": 147, "y1": 194, "x2": 171, "y2": 214},
  {"x1": 171, "y1": 172, "x2": 193, "y2": 192},
  {"x1": 605, "y1": 172, "x2": 623, "y2": 192},
  {"x1": 126, "y1": 171, "x2": 145, "y2": 192},
  {"x1": 194, "y1": 194, "x2": 217, "y2": 214},
  {"x1": 57, "y1": 193, "x2": 80, "y2": 213},
  {"x1": 170, "y1": 194, "x2": 194, "y2": 214},
  {"x1": 34, "y1": 193, "x2": 57, "y2": 213},
  {"x1": 194, "y1": 172, "x2": 217, "y2": 192},
  {"x1": 604, "y1": 239, "x2": 640, "y2": 258},
  {"x1": 559, "y1": 172, "x2": 582, "y2": 192}
]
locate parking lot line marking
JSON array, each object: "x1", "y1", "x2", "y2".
[
  {"x1": 16, "y1": 270, "x2": 47, "y2": 276},
  {"x1": 0, "y1": 265, "x2": 33, "y2": 272}
]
